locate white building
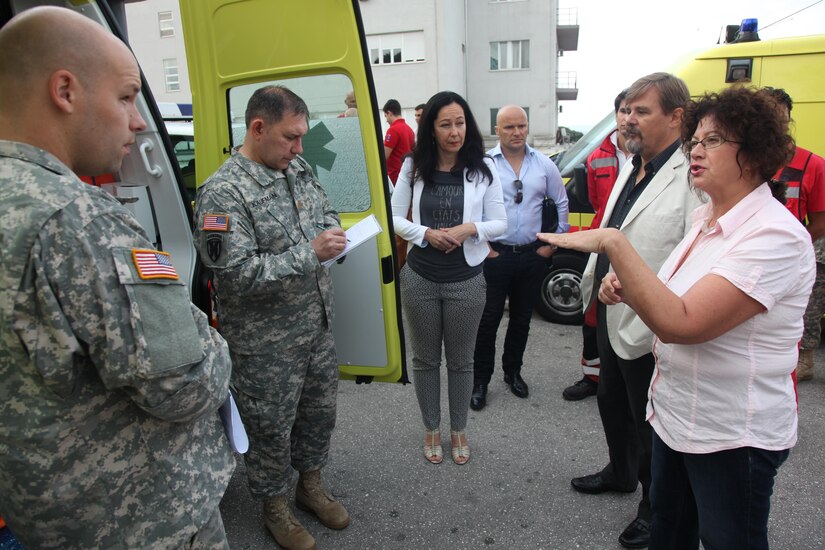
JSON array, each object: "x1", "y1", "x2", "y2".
[
  {"x1": 125, "y1": 0, "x2": 191, "y2": 103},
  {"x1": 124, "y1": 0, "x2": 578, "y2": 147},
  {"x1": 359, "y1": 0, "x2": 578, "y2": 147}
]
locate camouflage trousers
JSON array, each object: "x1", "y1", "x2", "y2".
[
  {"x1": 801, "y1": 262, "x2": 825, "y2": 350},
  {"x1": 187, "y1": 507, "x2": 229, "y2": 550},
  {"x1": 232, "y1": 326, "x2": 339, "y2": 498}
]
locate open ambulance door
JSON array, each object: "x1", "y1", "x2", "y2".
[{"x1": 179, "y1": 0, "x2": 407, "y2": 383}]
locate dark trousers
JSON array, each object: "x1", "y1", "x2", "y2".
[
  {"x1": 596, "y1": 303, "x2": 655, "y2": 521},
  {"x1": 649, "y1": 431, "x2": 788, "y2": 550},
  {"x1": 473, "y1": 247, "x2": 546, "y2": 385}
]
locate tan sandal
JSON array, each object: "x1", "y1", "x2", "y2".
[
  {"x1": 450, "y1": 430, "x2": 470, "y2": 465},
  {"x1": 423, "y1": 429, "x2": 443, "y2": 464}
]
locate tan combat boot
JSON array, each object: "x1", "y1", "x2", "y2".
[
  {"x1": 263, "y1": 496, "x2": 316, "y2": 550},
  {"x1": 797, "y1": 349, "x2": 814, "y2": 381},
  {"x1": 295, "y1": 470, "x2": 350, "y2": 529}
]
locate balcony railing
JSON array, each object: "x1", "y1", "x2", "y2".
[
  {"x1": 557, "y1": 71, "x2": 578, "y2": 101},
  {"x1": 556, "y1": 7, "x2": 579, "y2": 52},
  {"x1": 557, "y1": 7, "x2": 578, "y2": 26}
]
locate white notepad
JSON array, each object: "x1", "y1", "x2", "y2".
[
  {"x1": 219, "y1": 391, "x2": 249, "y2": 454},
  {"x1": 322, "y1": 214, "x2": 383, "y2": 267}
]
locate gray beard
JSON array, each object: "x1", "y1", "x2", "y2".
[{"x1": 626, "y1": 135, "x2": 642, "y2": 155}]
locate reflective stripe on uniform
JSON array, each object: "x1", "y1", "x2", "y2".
[
  {"x1": 590, "y1": 157, "x2": 618, "y2": 169},
  {"x1": 583, "y1": 364, "x2": 601, "y2": 377}
]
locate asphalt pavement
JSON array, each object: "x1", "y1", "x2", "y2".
[{"x1": 220, "y1": 317, "x2": 825, "y2": 549}]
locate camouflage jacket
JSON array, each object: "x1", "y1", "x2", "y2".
[
  {"x1": 193, "y1": 151, "x2": 339, "y2": 360},
  {"x1": 0, "y1": 141, "x2": 234, "y2": 549}
]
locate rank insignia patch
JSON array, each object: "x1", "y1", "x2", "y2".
[
  {"x1": 132, "y1": 249, "x2": 179, "y2": 280},
  {"x1": 202, "y1": 213, "x2": 229, "y2": 231}
]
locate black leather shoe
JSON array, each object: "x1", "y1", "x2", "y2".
[
  {"x1": 570, "y1": 472, "x2": 636, "y2": 495},
  {"x1": 503, "y1": 372, "x2": 528, "y2": 398},
  {"x1": 619, "y1": 517, "x2": 650, "y2": 549},
  {"x1": 562, "y1": 376, "x2": 598, "y2": 401},
  {"x1": 470, "y1": 384, "x2": 487, "y2": 411}
]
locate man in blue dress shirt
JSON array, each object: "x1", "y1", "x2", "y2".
[{"x1": 471, "y1": 105, "x2": 569, "y2": 410}]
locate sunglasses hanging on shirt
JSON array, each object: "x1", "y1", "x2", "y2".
[{"x1": 513, "y1": 179, "x2": 523, "y2": 204}]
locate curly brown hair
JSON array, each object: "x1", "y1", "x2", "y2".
[{"x1": 681, "y1": 86, "x2": 794, "y2": 183}]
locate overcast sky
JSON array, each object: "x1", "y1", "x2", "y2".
[{"x1": 558, "y1": 0, "x2": 825, "y2": 131}]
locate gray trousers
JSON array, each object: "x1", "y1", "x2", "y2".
[
  {"x1": 400, "y1": 265, "x2": 486, "y2": 431},
  {"x1": 233, "y1": 327, "x2": 339, "y2": 497}
]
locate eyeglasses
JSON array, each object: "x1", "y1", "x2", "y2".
[
  {"x1": 513, "y1": 179, "x2": 523, "y2": 204},
  {"x1": 687, "y1": 134, "x2": 741, "y2": 151}
]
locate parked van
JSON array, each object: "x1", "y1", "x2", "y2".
[
  {"x1": 537, "y1": 28, "x2": 825, "y2": 325},
  {"x1": 0, "y1": 0, "x2": 407, "y2": 383}
]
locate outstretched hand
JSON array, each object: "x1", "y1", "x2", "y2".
[
  {"x1": 537, "y1": 229, "x2": 628, "y2": 305},
  {"x1": 536, "y1": 228, "x2": 622, "y2": 255}
]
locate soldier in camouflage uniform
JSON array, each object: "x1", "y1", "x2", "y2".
[
  {"x1": 0, "y1": 7, "x2": 234, "y2": 549},
  {"x1": 193, "y1": 85, "x2": 349, "y2": 550}
]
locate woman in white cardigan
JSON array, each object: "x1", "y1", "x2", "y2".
[{"x1": 391, "y1": 91, "x2": 506, "y2": 465}]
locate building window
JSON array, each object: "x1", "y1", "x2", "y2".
[
  {"x1": 163, "y1": 58, "x2": 180, "y2": 93},
  {"x1": 158, "y1": 11, "x2": 174, "y2": 38},
  {"x1": 367, "y1": 31, "x2": 425, "y2": 66},
  {"x1": 490, "y1": 40, "x2": 530, "y2": 70}
]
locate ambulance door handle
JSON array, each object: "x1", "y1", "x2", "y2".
[{"x1": 138, "y1": 140, "x2": 163, "y2": 178}]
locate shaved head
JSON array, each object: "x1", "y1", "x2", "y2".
[
  {"x1": 496, "y1": 105, "x2": 529, "y2": 155},
  {"x1": 0, "y1": 6, "x2": 146, "y2": 175},
  {"x1": 496, "y1": 105, "x2": 527, "y2": 126},
  {"x1": 0, "y1": 7, "x2": 123, "y2": 106}
]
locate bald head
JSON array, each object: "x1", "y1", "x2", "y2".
[
  {"x1": 0, "y1": 7, "x2": 126, "y2": 106},
  {"x1": 0, "y1": 6, "x2": 146, "y2": 175},
  {"x1": 344, "y1": 91, "x2": 357, "y2": 109},
  {"x1": 496, "y1": 105, "x2": 529, "y2": 155},
  {"x1": 496, "y1": 105, "x2": 527, "y2": 126}
]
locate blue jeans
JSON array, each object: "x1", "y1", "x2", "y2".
[{"x1": 649, "y1": 431, "x2": 789, "y2": 550}]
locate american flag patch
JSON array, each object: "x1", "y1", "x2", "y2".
[
  {"x1": 132, "y1": 249, "x2": 179, "y2": 280},
  {"x1": 202, "y1": 213, "x2": 229, "y2": 231}
]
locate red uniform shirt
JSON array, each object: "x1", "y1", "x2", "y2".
[
  {"x1": 586, "y1": 130, "x2": 623, "y2": 229},
  {"x1": 775, "y1": 146, "x2": 825, "y2": 222},
  {"x1": 384, "y1": 118, "x2": 415, "y2": 184}
]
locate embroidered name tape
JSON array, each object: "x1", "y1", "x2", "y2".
[
  {"x1": 132, "y1": 249, "x2": 179, "y2": 280},
  {"x1": 202, "y1": 213, "x2": 229, "y2": 231}
]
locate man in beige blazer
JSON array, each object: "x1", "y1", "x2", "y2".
[{"x1": 569, "y1": 73, "x2": 703, "y2": 549}]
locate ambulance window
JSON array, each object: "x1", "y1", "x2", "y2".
[
  {"x1": 171, "y1": 136, "x2": 195, "y2": 171},
  {"x1": 228, "y1": 75, "x2": 370, "y2": 213}
]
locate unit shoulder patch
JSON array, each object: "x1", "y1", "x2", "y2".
[
  {"x1": 132, "y1": 249, "x2": 179, "y2": 280},
  {"x1": 202, "y1": 213, "x2": 230, "y2": 231}
]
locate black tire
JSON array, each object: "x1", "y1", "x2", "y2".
[{"x1": 535, "y1": 251, "x2": 588, "y2": 325}]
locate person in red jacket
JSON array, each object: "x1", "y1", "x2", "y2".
[
  {"x1": 383, "y1": 99, "x2": 415, "y2": 184},
  {"x1": 563, "y1": 90, "x2": 633, "y2": 401},
  {"x1": 763, "y1": 87, "x2": 825, "y2": 382}
]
